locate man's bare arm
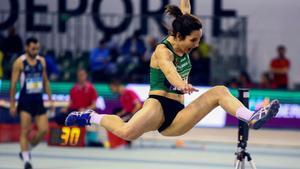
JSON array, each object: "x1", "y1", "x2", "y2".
[
  {"x1": 9, "y1": 59, "x2": 21, "y2": 116},
  {"x1": 40, "y1": 57, "x2": 54, "y2": 112}
]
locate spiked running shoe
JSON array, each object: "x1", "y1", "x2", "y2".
[
  {"x1": 248, "y1": 99, "x2": 280, "y2": 129},
  {"x1": 65, "y1": 110, "x2": 94, "y2": 126},
  {"x1": 24, "y1": 162, "x2": 33, "y2": 169},
  {"x1": 19, "y1": 153, "x2": 32, "y2": 169}
]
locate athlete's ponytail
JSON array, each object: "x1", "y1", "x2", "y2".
[
  {"x1": 165, "y1": 5, "x2": 183, "y2": 18},
  {"x1": 165, "y1": 5, "x2": 202, "y2": 39}
]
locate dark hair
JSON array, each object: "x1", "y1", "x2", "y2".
[
  {"x1": 26, "y1": 37, "x2": 38, "y2": 46},
  {"x1": 262, "y1": 72, "x2": 272, "y2": 82},
  {"x1": 240, "y1": 71, "x2": 252, "y2": 83},
  {"x1": 77, "y1": 68, "x2": 87, "y2": 73},
  {"x1": 99, "y1": 39, "x2": 107, "y2": 45},
  {"x1": 277, "y1": 45, "x2": 286, "y2": 51},
  {"x1": 133, "y1": 30, "x2": 141, "y2": 38},
  {"x1": 165, "y1": 5, "x2": 202, "y2": 39},
  {"x1": 109, "y1": 78, "x2": 123, "y2": 86}
]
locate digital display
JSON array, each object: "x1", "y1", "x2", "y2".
[{"x1": 48, "y1": 126, "x2": 86, "y2": 147}]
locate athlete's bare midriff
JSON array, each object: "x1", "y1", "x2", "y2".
[{"x1": 149, "y1": 90, "x2": 184, "y2": 104}]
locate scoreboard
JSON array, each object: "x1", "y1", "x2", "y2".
[{"x1": 48, "y1": 126, "x2": 86, "y2": 147}]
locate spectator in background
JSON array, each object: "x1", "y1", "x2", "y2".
[
  {"x1": 0, "y1": 33, "x2": 4, "y2": 50},
  {"x1": 0, "y1": 50, "x2": 3, "y2": 79},
  {"x1": 189, "y1": 48, "x2": 202, "y2": 85},
  {"x1": 2, "y1": 27, "x2": 23, "y2": 79},
  {"x1": 120, "y1": 30, "x2": 146, "y2": 81},
  {"x1": 109, "y1": 79, "x2": 142, "y2": 123},
  {"x1": 0, "y1": 33, "x2": 4, "y2": 79},
  {"x1": 270, "y1": 45, "x2": 290, "y2": 89},
  {"x1": 106, "y1": 36, "x2": 120, "y2": 65},
  {"x1": 259, "y1": 72, "x2": 276, "y2": 89},
  {"x1": 109, "y1": 79, "x2": 142, "y2": 147},
  {"x1": 3, "y1": 27, "x2": 23, "y2": 56},
  {"x1": 54, "y1": 68, "x2": 98, "y2": 125},
  {"x1": 226, "y1": 78, "x2": 239, "y2": 88},
  {"x1": 143, "y1": 36, "x2": 157, "y2": 66},
  {"x1": 69, "y1": 69, "x2": 98, "y2": 111},
  {"x1": 0, "y1": 33, "x2": 3, "y2": 79},
  {"x1": 121, "y1": 30, "x2": 146, "y2": 60},
  {"x1": 197, "y1": 35, "x2": 213, "y2": 59},
  {"x1": 89, "y1": 39, "x2": 116, "y2": 82},
  {"x1": 136, "y1": 36, "x2": 158, "y2": 82},
  {"x1": 43, "y1": 50, "x2": 60, "y2": 81},
  {"x1": 238, "y1": 71, "x2": 255, "y2": 88},
  {"x1": 189, "y1": 36, "x2": 213, "y2": 86}
]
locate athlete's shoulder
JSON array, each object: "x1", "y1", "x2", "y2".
[
  {"x1": 37, "y1": 55, "x2": 46, "y2": 67},
  {"x1": 13, "y1": 54, "x2": 26, "y2": 67},
  {"x1": 37, "y1": 55, "x2": 45, "y2": 62},
  {"x1": 15, "y1": 54, "x2": 26, "y2": 61},
  {"x1": 154, "y1": 44, "x2": 173, "y2": 58}
]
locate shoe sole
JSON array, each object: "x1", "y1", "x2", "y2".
[
  {"x1": 65, "y1": 113, "x2": 91, "y2": 127},
  {"x1": 251, "y1": 100, "x2": 280, "y2": 129},
  {"x1": 65, "y1": 115, "x2": 77, "y2": 126},
  {"x1": 19, "y1": 152, "x2": 22, "y2": 161}
]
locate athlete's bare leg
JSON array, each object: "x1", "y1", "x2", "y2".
[
  {"x1": 20, "y1": 111, "x2": 32, "y2": 151},
  {"x1": 100, "y1": 99, "x2": 164, "y2": 140},
  {"x1": 66, "y1": 85, "x2": 278, "y2": 139},
  {"x1": 161, "y1": 86, "x2": 244, "y2": 136},
  {"x1": 31, "y1": 114, "x2": 48, "y2": 147}
]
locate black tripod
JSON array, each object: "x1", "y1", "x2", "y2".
[{"x1": 235, "y1": 89, "x2": 257, "y2": 169}]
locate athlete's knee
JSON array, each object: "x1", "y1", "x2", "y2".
[
  {"x1": 20, "y1": 127, "x2": 31, "y2": 137},
  {"x1": 212, "y1": 85, "x2": 229, "y2": 95},
  {"x1": 118, "y1": 126, "x2": 140, "y2": 141}
]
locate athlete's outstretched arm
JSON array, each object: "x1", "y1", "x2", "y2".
[
  {"x1": 156, "y1": 46, "x2": 197, "y2": 94},
  {"x1": 180, "y1": 0, "x2": 191, "y2": 14}
]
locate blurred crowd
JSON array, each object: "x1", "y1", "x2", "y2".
[
  {"x1": 225, "y1": 45, "x2": 290, "y2": 90},
  {"x1": 0, "y1": 27, "x2": 290, "y2": 90}
]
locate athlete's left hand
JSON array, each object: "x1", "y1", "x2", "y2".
[
  {"x1": 9, "y1": 105, "x2": 17, "y2": 117},
  {"x1": 180, "y1": 83, "x2": 199, "y2": 94}
]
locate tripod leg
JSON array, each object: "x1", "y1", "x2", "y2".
[
  {"x1": 245, "y1": 152, "x2": 257, "y2": 169},
  {"x1": 241, "y1": 159, "x2": 245, "y2": 169},
  {"x1": 235, "y1": 160, "x2": 241, "y2": 169},
  {"x1": 249, "y1": 160, "x2": 257, "y2": 169}
]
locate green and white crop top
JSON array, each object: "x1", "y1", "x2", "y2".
[{"x1": 150, "y1": 37, "x2": 192, "y2": 94}]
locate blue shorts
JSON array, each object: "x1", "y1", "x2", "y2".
[{"x1": 17, "y1": 95, "x2": 46, "y2": 117}]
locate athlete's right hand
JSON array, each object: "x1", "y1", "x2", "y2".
[
  {"x1": 179, "y1": 83, "x2": 199, "y2": 94},
  {"x1": 9, "y1": 105, "x2": 17, "y2": 117}
]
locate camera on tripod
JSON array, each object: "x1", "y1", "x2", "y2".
[{"x1": 235, "y1": 89, "x2": 257, "y2": 169}]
